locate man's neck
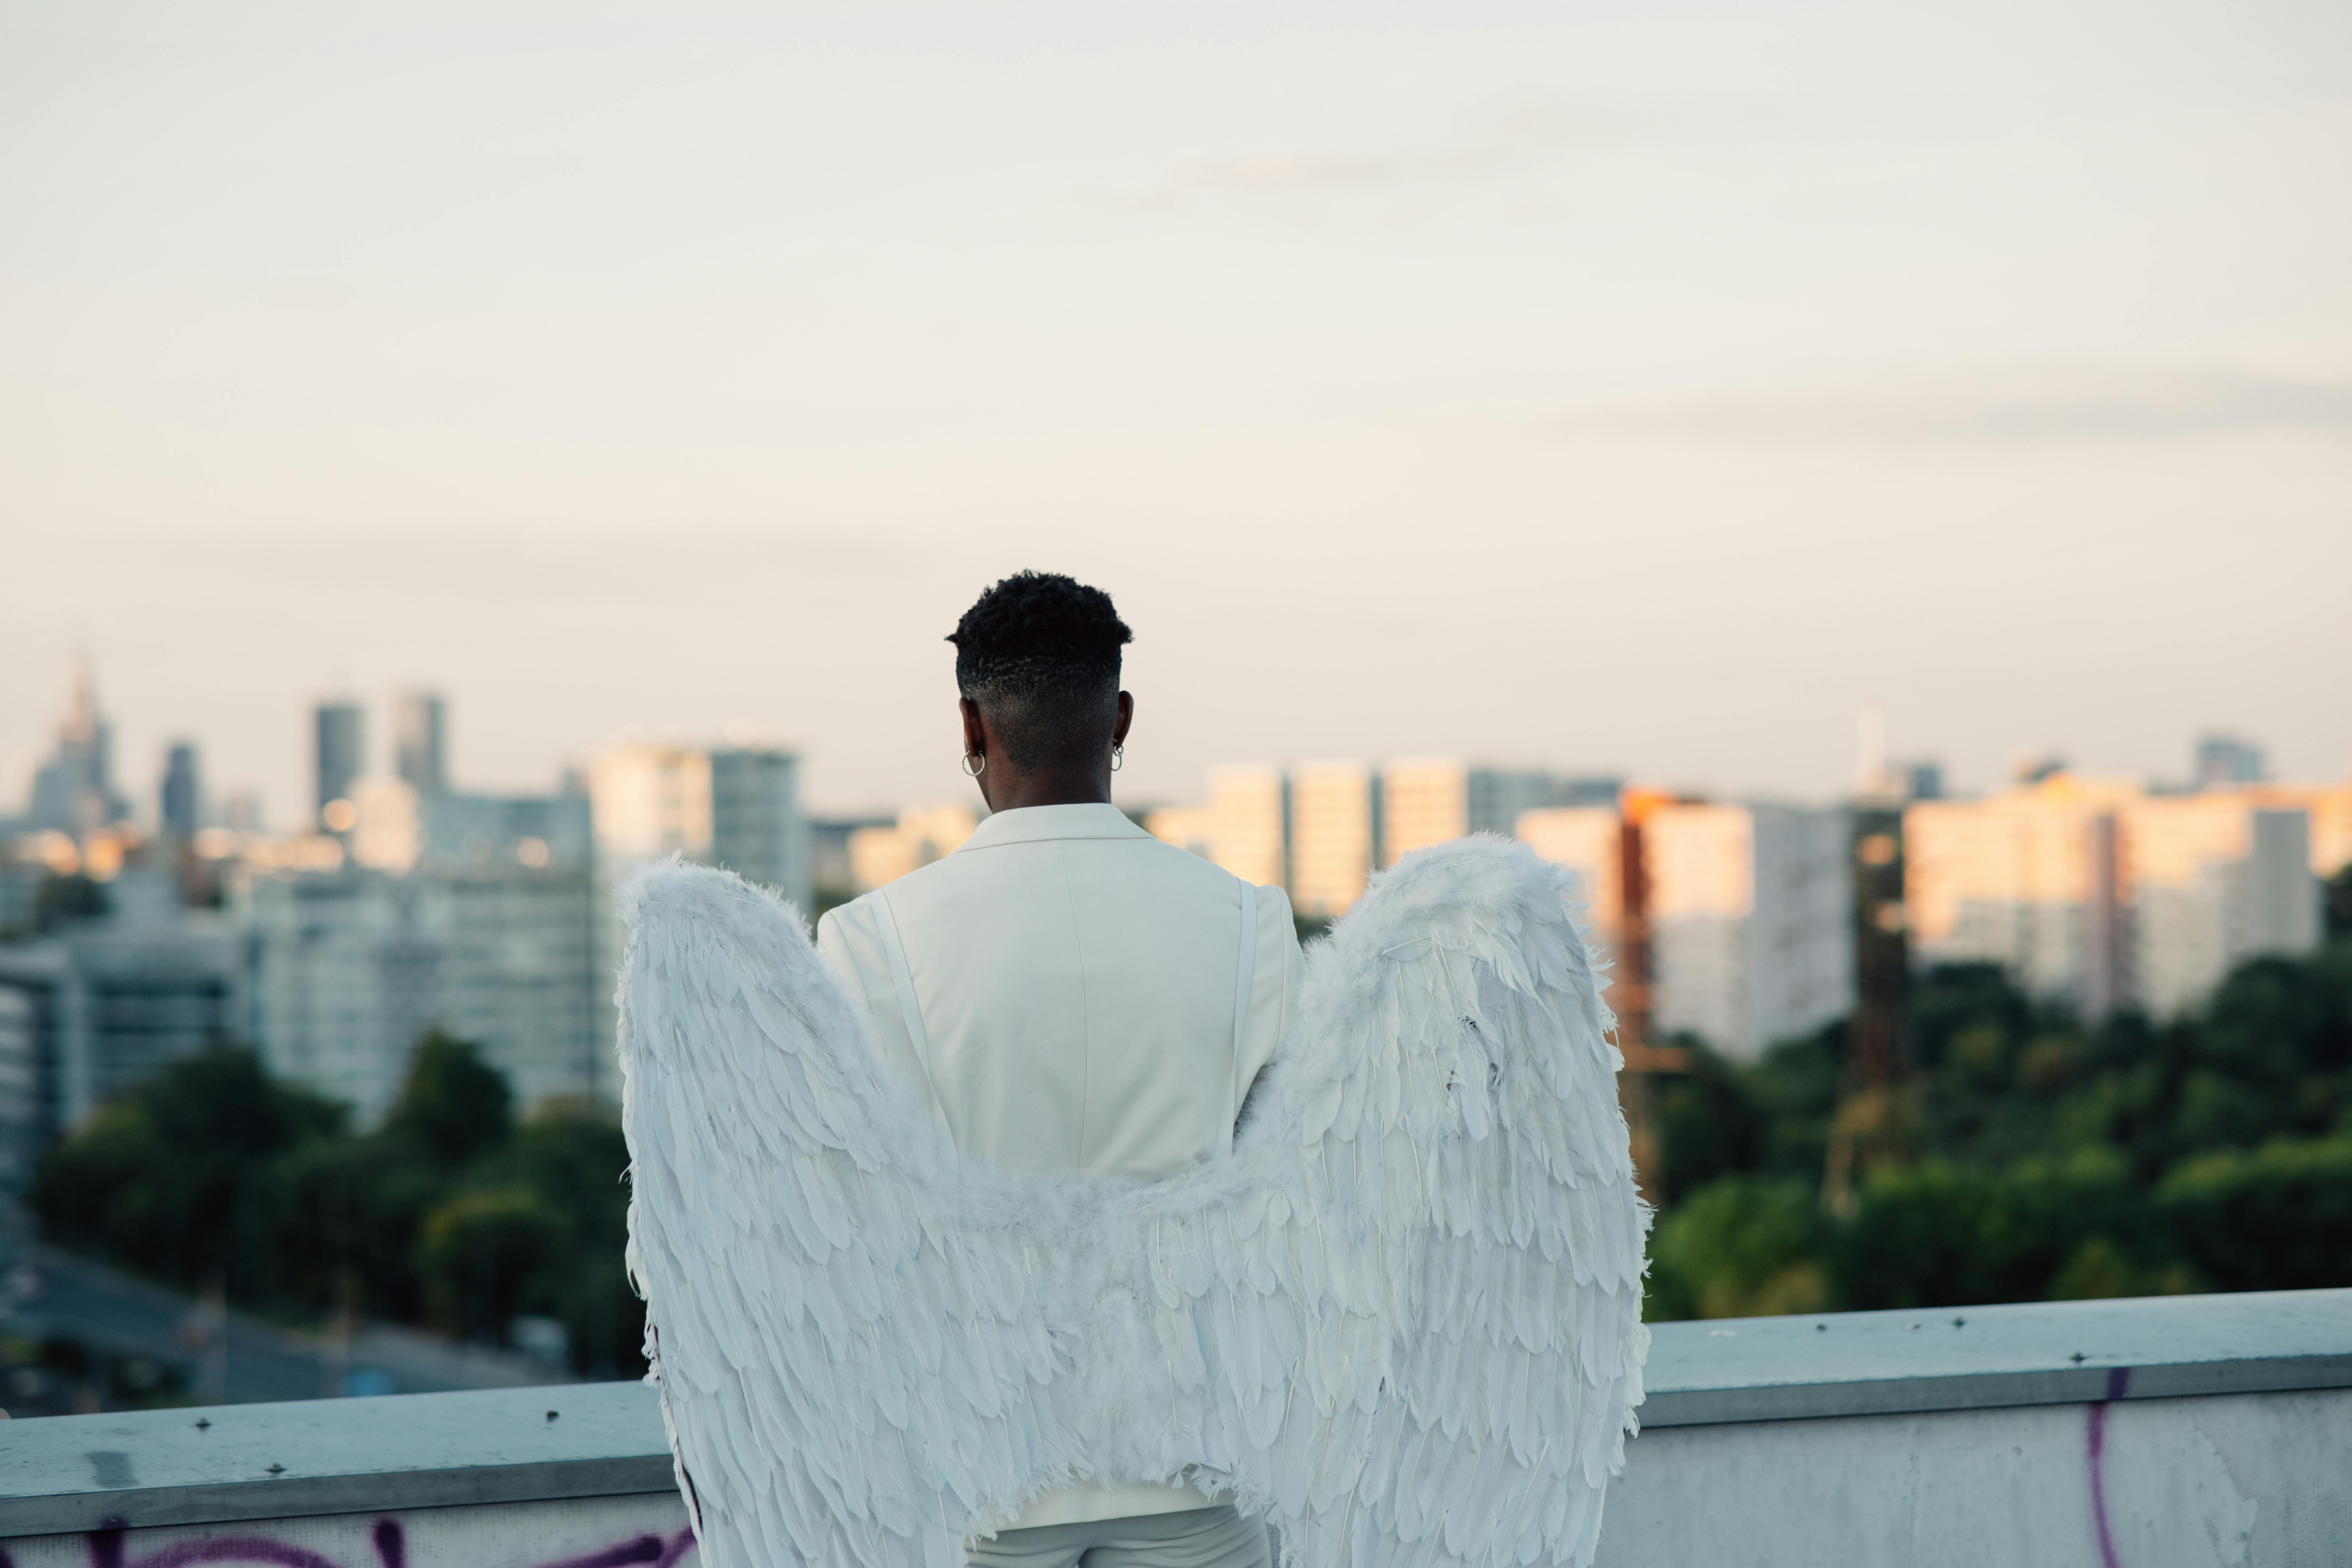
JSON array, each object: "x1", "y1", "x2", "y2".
[{"x1": 982, "y1": 771, "x2": 1113, "y2": 813}]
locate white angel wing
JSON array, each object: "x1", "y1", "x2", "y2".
[{"x1": 618, "y1": 838, "x2": 1647, "y2": 1568}]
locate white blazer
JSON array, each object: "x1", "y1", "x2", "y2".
[{"x1": 816, "y1": 801, "x2": 1304, "y2": 1529}]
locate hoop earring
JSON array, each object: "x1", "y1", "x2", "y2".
[
  {"x1": 961, "y1": 752, "x2": 986, "y2": 777},
  {"x1": 1110, "y1": 745, "x2": 1124, "y2": 773}
]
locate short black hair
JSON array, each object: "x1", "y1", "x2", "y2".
[{"x1": 947, "y1": 572, "x2": 1132, "y2": 771}]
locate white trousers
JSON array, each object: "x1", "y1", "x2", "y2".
[{"x1": 968, "y1": 1507, "x2": 1273, "y2": 1568}]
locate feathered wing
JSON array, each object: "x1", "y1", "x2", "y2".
[
  {"x1": 617, "y1": 839, "x2": 1648, "y2": 1568},
  {"x1": 1126, "y1": 840, "x2": 1650, "y2": 1568},
  {"x1": 618, "y1": 865, "x2": 1091, "y2": 1568}
]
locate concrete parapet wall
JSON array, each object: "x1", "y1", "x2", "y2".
[
  {"x1": 1603, "y1": 1388, "x2": 2347, "y2": 1568},
  {"x1": 5, "y1": 1290, "x2": 2348, "y2": 1564}
]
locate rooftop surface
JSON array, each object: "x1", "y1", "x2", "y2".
[{"x1": 5, "y1": 1288, "x2": 2347, "y2": 1537}]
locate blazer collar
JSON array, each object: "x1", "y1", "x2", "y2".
[{"x1": 957, "y1": 802, "x2": 1152, "y2": 852}]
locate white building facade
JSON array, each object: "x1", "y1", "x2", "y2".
[
  {"x1": 245, "y1": 859, "x2": 599, "y2": 1124},
  {"x1": 1905, "y1": 776, "x2": 2323, "y2": 1021},
  {"x1": 1644, "y1": 804, "x2": 1854, "y2": 1059}
]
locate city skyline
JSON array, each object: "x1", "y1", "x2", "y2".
[
  {"x1": 5, "y1": 2, "x2": 2347, "y2": 822},
  {"x1": 0, "y1": 646, "x2": 2339, "y2": 834}
]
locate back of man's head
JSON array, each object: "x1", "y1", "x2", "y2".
[{"x1": 948, "y1": 572, "x2": 1132, "y2": 772}]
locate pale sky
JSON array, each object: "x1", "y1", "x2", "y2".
[{"x1": 4, "y1": 0, "x2": 2348, "y2": 820}]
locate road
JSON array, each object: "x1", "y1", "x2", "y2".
[{"x1": 0, "y1": 1239, "x2": 583, "y2": 1414}]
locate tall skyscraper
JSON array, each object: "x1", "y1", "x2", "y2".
[
  {"x1": 314, "y1": 700, "x2": 366, "y2": 829},
  {"x1": 27, "y1": 660, "x2": 127, "y2": 835},
  {"x1": 393, "y1": 691, "x2": 449, "y2": 796},
  {"x1": 160, "y1": 742, "x2": 202, "y2": 842},
  {"x1": 1290, "y1": 762, "x2": 1377, "y2": 917}
]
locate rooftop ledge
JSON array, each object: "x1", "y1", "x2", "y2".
[{"x1": 5, "y1": 1289, "x2": 2347, "y2": 1538}]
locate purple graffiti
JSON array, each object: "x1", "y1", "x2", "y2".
[
  {"x1": 70, "y1": 1519, "x2": 696, "y2": 1568},
  {"x1": 126, "y1": 1540, "x2": 348, "y2": 1568},
  {"x1": 2084, "y1": 1365, "x2": 2133, "y2": 1568}
]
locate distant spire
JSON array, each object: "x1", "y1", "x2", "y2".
[{"x1": 61, "y1": 653, "x2": 99, "y2": 745}]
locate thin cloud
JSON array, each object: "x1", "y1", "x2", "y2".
[
  {"x1": 1144, "y1": 94, "x2": 1862, "y2": 202},
  {"x1": 1556, "y1": 365, "x2": 2352, "y2": 445}
]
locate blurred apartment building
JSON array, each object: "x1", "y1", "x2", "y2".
[
  {"x1": 1153, "y1": 758, "x2": 1624, "y2": 916},
  {"x1": 1207, "y1": 766, "x2": 1289, "y2": 889},
  {"x1": 239, "y1": 696, "x2": 608, "y2": 1122},
  {"x1": 1904, "y1": 759, "x2": 2335, "y2": 1021},
  {"x1": 1289, "y1": 762, "x2": 1379, "y2": 918},
  {"x1": 836, "y1": 804, "x2": 977, "y2": 893},
  {"x1": 1139, "y1": 756, "x2": 1851, "y2": 1060},
  {"x1": 0, "y1": 670, "x2": 248, "y2": 1178},
  {"x1": 1518, "y1": 799, "x2": 1855, "y2": 1059},
  {"x1": 588, "y1": 741, "x2": 808, "y2": 907},
  {"x1": 0, "y1": 870, "x2": 248, "y2": 1178},
  {"x1": 0, "y1": 675, "x2": 814, "y2": 1167},
  {"x1": 587, "y1": 740, "x2": 810, "y2": 1058}
]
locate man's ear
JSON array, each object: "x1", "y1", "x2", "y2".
[
  {"x1": 1112, "y1": 691, "x2": 1134, "y2": 747},
  {"x1": 959, "y1": 697, "x2": 988, "y2": 759}
]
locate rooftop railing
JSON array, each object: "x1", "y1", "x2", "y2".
[{"x1": 4, "y1": 1289, "x2": 2347, "y2": 1565}]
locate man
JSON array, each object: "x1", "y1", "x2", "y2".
[{"x1": 816, "y1": 571, "x2": 1301, "y2": 1568}]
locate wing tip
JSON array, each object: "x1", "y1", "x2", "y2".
[{"x1": 618, "y1": 854, "x2": 810, "y2": 934}]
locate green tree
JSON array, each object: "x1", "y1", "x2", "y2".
[
  {"x1": 415, "y1": 1186, "x2": 568, "y2": 1344},
  {"x1": 2324, "y1": 866, "x2": 2352, "y2": 940},
  {"x1": 30, "y1": 1044, "x2": 345, "y2": 1295},
  {"x1": 1651, "y1": 1042, "x2": 1768, "y2": 1205},
  {"x1": 2156, "y1": 1136, "x2": 2352, "y2": 1292},
  {"x1": 1646, "y1": 1176, "x2": 1833, "y2": 1320},
  {"x1": 1835, "y1": 1148, "x2": 2151, "y2": 1311},
  {"x1": 384, "y1": 1030, "x2": 513, "y2": 1167},
  {"x1": 273, "y1": 1131, "x2": 452, "y2": 1322},
  {"x1": 501, "y1": 1099, "x2": 646, "y2": 1374}
]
